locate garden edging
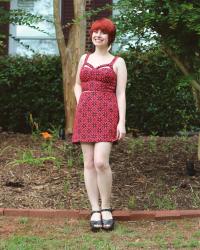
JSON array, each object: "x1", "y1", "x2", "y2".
[{"x1": 1, "y1": 208, "x2": 200, "y2": 221}]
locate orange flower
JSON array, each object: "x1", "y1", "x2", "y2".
[{"x1": 41, "y1": 131, "x2": 52, "y2": 139}]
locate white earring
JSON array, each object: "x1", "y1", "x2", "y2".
[{"x1": 107, "y1": 44, "x2": 111, "y2": 51}]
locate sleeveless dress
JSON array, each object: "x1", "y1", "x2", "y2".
[{"x1": 72, "y1": 52, "x2": 119, "y2": 144}]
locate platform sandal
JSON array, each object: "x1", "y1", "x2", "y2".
[
  {"x1": 101, "y1": 208, "x2": 115, "y2": 231},
  {"x1": 90, "y1": 210, "x2": 102, "y2": 232}
]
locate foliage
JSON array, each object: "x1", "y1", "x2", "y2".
[
  {"x1": 119, "y1": 47, "x2": 200, "y2": 135},
  {"x1": 0, "y1": 55, "x2": 64, "y2": 132},
  {"x1": 114, "y1": 0, "x2": 200, "y2": 113},
  {"x1": 0, "y1": 3, "x2": 52, "y2": 53},
  {"x1": 9, "y1": 149, "x2": 57, "y2": 167},
  {"x1": 114, "y1": 0, "x2": 200, "y2": 55},
  {"x1": 0, "y1": 5, "x2": 48, "y2": 26},
  {"x1": 0, "y1": 51, "x2": 199, "y2": 134}
]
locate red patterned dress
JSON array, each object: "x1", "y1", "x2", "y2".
[{"x1": 72, "y1": 53, "x2": 119, "y2": 143}]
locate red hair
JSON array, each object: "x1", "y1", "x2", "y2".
[{"x1": 89, "y1": 18, "x2": 116, "y2": 46}]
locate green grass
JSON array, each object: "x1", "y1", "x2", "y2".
[
  {"x1": 18, "y1": 217, "x2": 29, "y2": 225},
  {"x1": 1, "y1": 217, "x2": 200, "y2": 250},
  {"x1": 0, "y1": 236, "x2": 65, "y2": 250}
]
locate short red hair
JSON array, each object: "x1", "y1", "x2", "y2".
[{"x1": 89, "y1": 18, "x2": 116, "y2": 46}]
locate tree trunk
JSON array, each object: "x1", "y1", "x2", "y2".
[
  {"x1": 198, "y1": 132, "x2": 200, "y2": 161},
  {"x1": 53, "y1": 0, "x2": 86, "y2": 135},
  {"x1": 163, "y1": 46, "x2": 200, "y2": 161}
]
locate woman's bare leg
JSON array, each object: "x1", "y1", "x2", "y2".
[
  {"x1": 81, "y1": 143, "x2": 100, "y2": 221},
  {"x1": 94, "y1": 142, "x2": 113, "y2": 220}
]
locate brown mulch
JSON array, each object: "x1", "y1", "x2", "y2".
[{"x1": 0, "y1": 132, "x2": 199, "y2": 210}]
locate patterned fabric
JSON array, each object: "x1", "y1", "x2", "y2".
[{"x1": 72, "y1": 52, "x2": 119, "y2": 143}]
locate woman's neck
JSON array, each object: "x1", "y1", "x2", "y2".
[{"x1": 93, "y1": 46, "x2": 110, "y2": 56}]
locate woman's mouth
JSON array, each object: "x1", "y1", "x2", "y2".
[{"x1": 95, "y1": 39, "x2": 103, "y2": 42}]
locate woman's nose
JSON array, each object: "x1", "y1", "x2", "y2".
[{"x1": 96, "y1": 30, "x2": 102, "y2": 36}]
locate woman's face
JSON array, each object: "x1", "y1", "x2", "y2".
[{"x1": 91, "y1": 29, "x2": 109, "y2": 48}]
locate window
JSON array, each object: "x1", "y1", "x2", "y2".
[{"x1": 9, "y1": 0, "x2": 59, "y2": 56}]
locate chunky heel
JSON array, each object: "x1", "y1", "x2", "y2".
[
  {"x1": 90, "y1": 210, "x2": 102, "y2": 232},
  {"x1": 101, "y1": 208, "x2": 115, "y2": 231}
]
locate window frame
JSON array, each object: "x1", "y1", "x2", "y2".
[{"x1": 8, "y1": 0, "x2": 61, "y2": 55}]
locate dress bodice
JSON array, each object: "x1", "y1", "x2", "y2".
[{"x1": 80, "y1": 53, "x2": 118, "y2": 93}]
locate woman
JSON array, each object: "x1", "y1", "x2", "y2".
[{"x1": 72, "y1": 18, "x2": 127, "y2": 231}]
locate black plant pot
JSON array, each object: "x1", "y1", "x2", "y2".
[
  {"x1": 185, "y1": 160, "x2": 196, "y2": 176},
  {"x1": 59, "y1": 128, "x2": 66, "y2": 140}
]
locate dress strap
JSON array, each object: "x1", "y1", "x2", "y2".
[
  {"x1": 83, "y1": 52, "x2": 91, "y2": 65},
  {"x1": 109, "y1": 56, "x2": 119, "y2": 67}
]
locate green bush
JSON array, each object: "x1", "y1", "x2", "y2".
[
  {"x1": 0, "y1": 49, "x2": 199, "y2": 134},
  {"x1": 119, "y1": 47, "x2": 200, "y2": 135},
  {"x1": 0, "y1": 55, "x2": 64, "y2": 132}
]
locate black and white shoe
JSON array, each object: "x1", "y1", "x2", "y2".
[
  {"x1": 90, "y1": 210, "x2": 102, "y2": 232},
  {"x1": 101, "y1": 208, "x2": 115, "y2": 231}
]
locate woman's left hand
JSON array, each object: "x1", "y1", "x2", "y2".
[{"x1": 116, "y1": 122, "x2": 126, "y2": 140}]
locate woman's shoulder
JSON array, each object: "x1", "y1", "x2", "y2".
[
  {"x1": 81, "y1": 52, "x2": 91, "y2": 59},
  {"x1": 79, "y1": 52, "x2": 90, "y2": 65},
  {"x1": 115, "y1": 55, "x2": 125, "y2": 61},
  {"x1": 115, "y1": 55, "x2": 126, "y2": 66},
  {"x1": 80, "y1": 53, "x2": 87, "y2": 61}
]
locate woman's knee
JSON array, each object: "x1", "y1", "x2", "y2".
[
  {"x1": 84, "y1": 160, "x2": 95, "y2": 170},
  {"x1": 94, "y1": 160, "x2": 109, "y2": 172}
]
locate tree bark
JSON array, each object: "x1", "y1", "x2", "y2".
[
  {"x1": 53, "y1": 0, "x2": 86, "y2": 135},
  {"x1": 197, "y1": 133, "x2": 200, "y2": 161}
]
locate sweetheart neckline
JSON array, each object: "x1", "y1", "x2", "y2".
[
  {"x1": 85, "y1": 62, "x2": 112, "y2": 69},
  {"x1": 81, "y1": 64, "x2": 117, "y2": 77}
]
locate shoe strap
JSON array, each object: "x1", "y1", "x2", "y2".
[
  {"x1": 101, "y1": 208, "x2": 113, "y2": 212},
  {"x1": 91, "y1": 210, "x2": 101, "y2": 215}
]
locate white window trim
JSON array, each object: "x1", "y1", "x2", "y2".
[
  {"x1": 112, "y1": 0, "x2": 120, "y2": 52},
  {"x1": 9, "y1": 0, "x2": 17, "y2": 54},
  {"x1": 9, "y1": 0, "x2": 61, "y2": 55}
]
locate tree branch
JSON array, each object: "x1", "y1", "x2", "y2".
[{"x1": 163, "y1": 46, "x2": 200, "y2": 93}]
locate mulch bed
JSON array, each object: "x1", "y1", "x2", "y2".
[{"x1": 0, "y1": 132, "x2": 199, "y2": 210}]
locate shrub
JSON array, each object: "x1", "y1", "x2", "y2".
[
  {"x1": 0, "y1": 48, "x2": 199, "y2": 134},
  {"x1": 119, "y1": 47, "x2": 200, "y2": 135},
  {"x1": 0, "y1": 55, "x2": 64, "y2": 132}
]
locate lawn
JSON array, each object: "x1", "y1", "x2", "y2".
[{"x1": 0, "y1": 216, "x2": 200, "y2": 249}]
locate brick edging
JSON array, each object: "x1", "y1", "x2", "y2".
[{"x1": 1, "y1": 208, "x2": 200, "y2": 220}]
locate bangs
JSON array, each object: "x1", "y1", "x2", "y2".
[{"x1": 91, "y1": 21, "x2": 111, "y2": 34}]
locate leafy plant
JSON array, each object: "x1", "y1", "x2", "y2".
[
  {"x1": 67, "y1": 158, "x2": 73, "y2": 168},
  {"x1": 0, "y1": 55, "x2": 64, "y2": 132},
  {"x1": 145, "y1": 189, "x2": 177, "y2": 210},
  {"x1": 128, "y1": 195, "x2": 136, "y2": 209},
  {"x1": 189, "y1": 184, "x2": 200, "y2": 208},
  {"x1": 18, "y1": 217, "x2": 29, "y2": 225},
  {"x1": 9, "y1": 150, "x2": 57, "y2": 167},
  {"x1": 128, "y1": 137, "x2": 144, "y2": 152},
  {"x1": 146, "y1": 136, "x2": 157, "y2": 153},
  {"x1": 63, "y1": 179, "x2": 70, "y2": 194}
]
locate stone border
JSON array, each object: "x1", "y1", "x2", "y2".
[{"x1": 1, "y1": 208, "x2": 200, "y2": 220}]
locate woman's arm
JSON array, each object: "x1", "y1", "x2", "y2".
[
  {"x1": 74, "y1": 54, "x2": 86, "y2": 104},
  {"x1": 116, "y1": 57, "x2": 127, "y2": 140}
]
